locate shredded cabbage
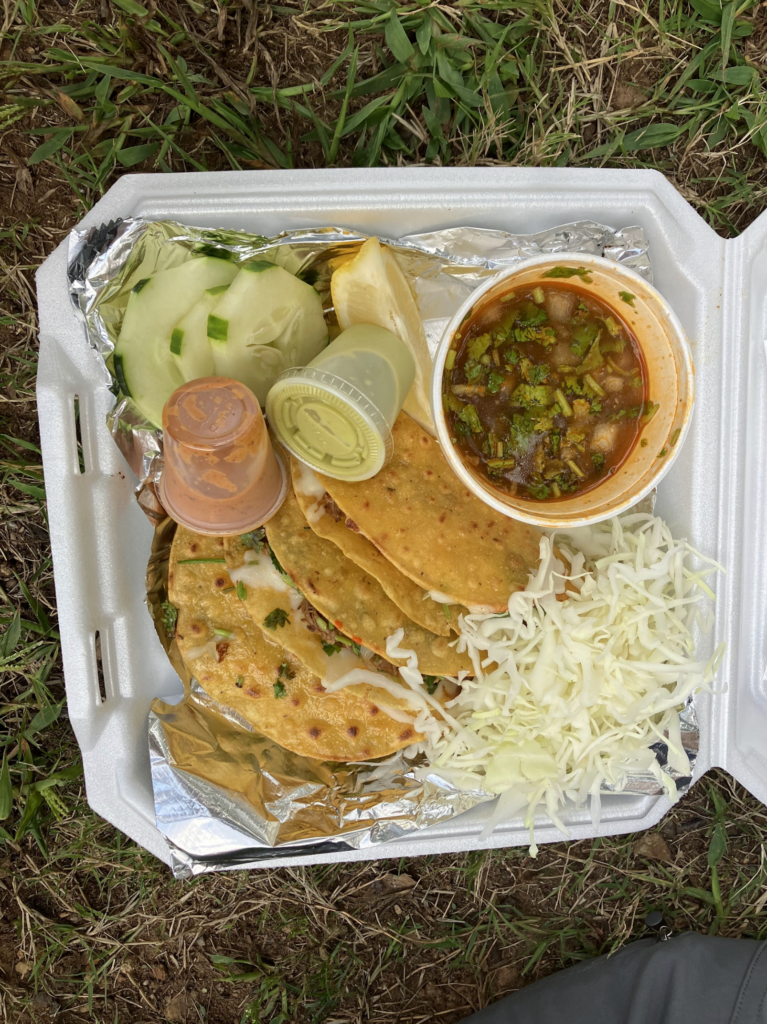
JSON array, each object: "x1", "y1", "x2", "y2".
[{"x1": 417, "y1": 513, "x2": 724, "y2": 855}]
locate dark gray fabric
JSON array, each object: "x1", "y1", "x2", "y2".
[{"x1": 462, "y1": 933, "x2": 767, "y2": 1024}]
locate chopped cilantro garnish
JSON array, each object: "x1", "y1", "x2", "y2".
[
  {"x1": 642, "y1": 400, "x2": 660, "y2": 423},
  {"x1": 487, "y1": 371, "x2": 505, "y2": 393},
  {"x1": 459, "y1": 404, "x2": 483, "y2": 433},
  {"x1": 508, "y1": 412, "x2": 535, "y2": 451},
  {"x1": 423, "y1": 676, "x2": 440, "y2": 695},
  {"x1": 267, "y1": 547, "x2": 298, "y2": 590},
  {"x1": 603, "y1": 316, "x2": 621, "y2": 337},
  {"x1": 444, "y1": 392, "x2": 464, "y2": 414},
  {"x1": 514, "y1": 324, "x2": 557, "y2": 347},
  {"x1": 465, "y1": 362, "x2": 484, "y2": 382},
  {"x1": 241, "y1": 528, "x2": 266, "y2": 551},
  {"x1": 278, "y1": 661, "x2": 295, "y2": 680},
  {"x1": 514, "y1": 301, "x2": 549, "y2": 328},
  {"x1": 178, "y1": 558, "x2": 226, "y2": 564},
  {"x1": 592, "y1": 452, "x2": 606, "y2": 473},
  {"x1": 264, "y1": 608, "x2": 290, "y2": 630},
  {"x1": 527, "y1": 482, "x2": 550, "y2": 499},
  {"x1": 511, "y1": 383, "x2": 555, "y2": 408},
  {"x1": 657, "y1": 447, "x2": 668, "y2": 458},
  {"x1": 322, "y1": 641, "x2": 343, "y2": 656},
  {"x1": 504, "y1": 347, "x2": 520, "y2": 366},
  {"x1": 562, "y1": 375, "x2": 586, "y2": 397},
  {"x1": 590, "y1": 398, "x2": 603, "y2": 413},
  {"x1": 526, "y1": 363, "x2": 550, "y2": 385},
  {"x1": 600, "y1": 334, "x2": 626, "y2": 354},
  {"x1": 619, "y1": 291, "x2": 636, "y2": 306},
  {"x1": 641, "y1": 438, "x2": 649, "y2": 447},
  {"x1": 570, "y1": 322, "x2": 598, "y2": 358},
  {"x1": 467, "y1": 333, "x2": 493, "y2": 361},
  {"x1": 548, "y1": 430, "x2": 561, "y2": 455},
  {"x1": 454, "y1": 419, "x2": 471, "y2": 437},
  {"x1": 236, "y1": 580, "x2": 247, "y2": 600},
  {"x1": 161, "y1": 600, "x2": 177, "y2": 638},
  {"x1": 273, "y1": 680, "x2": 287, "y2": 698},
  {"x1": 574, "y1": 335, "x2": 604, "y2": 375},
  {"x1": 542, "y1": 266, "x2": 592, "y2": 281}
]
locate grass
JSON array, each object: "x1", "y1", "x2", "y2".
[{"x1": 1, "y1": 0, "x2": 767, "y2": 1021}]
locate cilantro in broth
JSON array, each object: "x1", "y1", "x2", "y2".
[
  {"x1": 542, "y1": 266, "x2": 592, "y2": 282},
  {"x1": 444, "y1": 279, "x2": 650, "y2": 502},
  {"x1": 487, "y1": 371, "x2": 506, "y2": 393},
  {"x1": 459, "y1": 404, "x2": 483, "y2": 433}
]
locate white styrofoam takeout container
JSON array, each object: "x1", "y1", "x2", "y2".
[{"x1": 35, "y1": 168, "x2": 767, "y2": 870}]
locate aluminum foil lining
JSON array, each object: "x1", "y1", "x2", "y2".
[{"x1": 68, "y1": 216, "x2": 697, "y2": 878}]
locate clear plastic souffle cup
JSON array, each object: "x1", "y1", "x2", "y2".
[
  {"x1": 265, "y1": 324, "x2": 415, "y2": 481},
  {"x1": 159, "y1": 376, "x2": 287, "y2": 535}
]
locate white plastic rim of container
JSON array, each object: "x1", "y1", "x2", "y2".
[{"x1": 35, "y1": 167, "x2": 767, "y2": 871}]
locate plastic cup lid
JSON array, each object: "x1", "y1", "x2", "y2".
[{"x1": 266, "y1": 366, "x2": 393, "y2": 481}]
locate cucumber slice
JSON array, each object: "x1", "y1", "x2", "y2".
[
  {"x1": 114, "y1": 257, "x2": 238, "y2": 426},
  {"x1": 208, "y1": 262, "x2": 327, "y2": 404},
  {"x1": 169, "y1": 284, "x2": 231, "y2": 382}
]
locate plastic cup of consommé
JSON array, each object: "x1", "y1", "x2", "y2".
[
  {"x1": 159, "y1": 377, "x2": 287, "y2": 536},
  {"x1": 266, "y1": 323, "x2": 415, "y2": 481},
  {"x1": 431, "y1": 254, "x2": 695, "y2": 529}
]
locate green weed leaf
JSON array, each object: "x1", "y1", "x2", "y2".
[
  {"x1": 707, "y1": 822, "x2": 727, "y2": 867},
  {"x1": 722, "y1": 65, "x2": 755, "y2": 84},
  {"x1": 416, "y1": 15, "x2": 432, "y2": 56},
  {"x1": 720, "y1": 2, "x2": 735, "y2": 69},
  {"x1": 385, "y1": 15, "x2": 415, "y2": 64},
  {"x1": 623, "y1": 123, "x2": 684, "y2": 150},
  {"x1": 7, "y1": 478, "x2": 46, "y2": 500},
  {"x1": 116, "y1": 143, "x2": 161, "y2": 167},
  {"x1": 14, "y1": 789, "x2": 43, "y2": 844},
  {"x1": 0, "y1": 609, "x2": 21, "y2": 658},
  {"x1": 688, "y1": 0, "x2": 725, "y2": 23},
  {"x1": 24, "y1": 701, "x2": 64, "y2": 740},
  {"x1": 114, "y1": 0, "x2": 149, "y2": 15},
  {"x1": 28, "y1": 128, "x2": 74, "y2": 166},
  {"x1": 0, "y1": 752, "x2": 12, "y2": 820}
]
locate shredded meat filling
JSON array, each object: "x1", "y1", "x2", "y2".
[
  {"x1": 300, "y1": 599, "x2": 340, "y2": 646},
  {"x1": 345, "y1": 517, "x2": 360, "y2": 533},
  {"x1": 369, "y1": 653, "x2": 400, "y2": 676},
  {"x1": 319, "y1": 494, "x2": 345, "y2": 521},
  {"x1": 300, "y1": 600, "x2": 400, "y2": 676}
]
